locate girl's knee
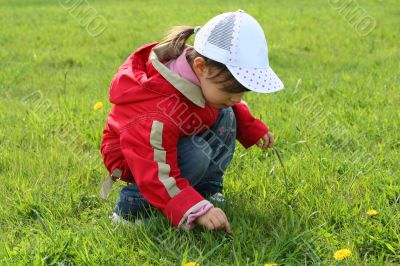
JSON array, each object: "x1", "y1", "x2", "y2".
[
  {"x1": 219, "y1": 107, "x2": 236, "y2": 129},
  {"x1": 212, "y1": 107, "x2": 236, "y2": 146}
]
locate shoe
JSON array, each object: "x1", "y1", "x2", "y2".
[
  {"x1": 111, "y1": 212, "x2": 132, "y2": 225},
  {"x1": 207, "y1": 192, "x2": 231, "y2": 209},
  {"x1": 111, "y1": 212, "x2": 147, "y2": 226},
  {"x1": 208, "y1": 192, "x2": 226, "y2": 203}
]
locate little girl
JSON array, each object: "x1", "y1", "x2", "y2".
[{"x1": 100, "y1": 9, "x2": 283, "y2": 233}]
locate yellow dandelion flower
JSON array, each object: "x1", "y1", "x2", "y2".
[
  {"x1": 184, "y1": 262, "x2": 199, "y2": 266},
  {"x1": 366, "y1": 209, "x2": 378, "y2": 217},
  {"x1": 264, "y1": 263, "x2": 277, "y2": 266},
  {"x1": 93, "y1": 101, "x2": 103, "y2": 111},
  {"x1": 334, "y1": 249, "x2": 352, "y2": 261}
]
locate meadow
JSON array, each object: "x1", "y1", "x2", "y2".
[{"x1": 0, "y1": 0, "x2": 399, "y2": 265}]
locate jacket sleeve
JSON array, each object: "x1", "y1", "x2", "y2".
[
  {"x1": 232, "y1": 102, "x2": 269, "y2": 149},
  {"x1": 119, "y1": 118, "x2": 210, "y2": 227}
]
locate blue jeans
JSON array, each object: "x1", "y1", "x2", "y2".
[{"x1": 114, "y1": 107, "x2": 236, "y2": 220}]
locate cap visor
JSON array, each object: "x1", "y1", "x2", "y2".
[{"x1": 227, "y1": 65, "x2": 284, "y2": 93}]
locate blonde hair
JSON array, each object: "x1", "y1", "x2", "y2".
[{"x1": 161, "y1": 26, "x2": 196, "y2": 58}]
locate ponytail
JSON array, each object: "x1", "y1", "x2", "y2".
[{"x1": 161, "y1": 26, "x2": 195, "y2": 58}]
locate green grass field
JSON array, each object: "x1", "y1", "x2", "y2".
[{"x1": 1, "y1": 0, "x2": 399, "y2": 265}]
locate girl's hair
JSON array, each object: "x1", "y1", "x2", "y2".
[{"x1": 162, "y1": 26, "x2": 250, "y2": 93}]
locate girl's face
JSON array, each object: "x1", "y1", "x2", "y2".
[{"x1": 192, "y1": 57, "x2": 244, "y2": 109}]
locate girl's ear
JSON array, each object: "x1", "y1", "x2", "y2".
[{"x1": 192, "y1": 57, "x2": 208, "y2": 78}]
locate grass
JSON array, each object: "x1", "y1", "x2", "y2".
[{"x1": 0, "y1": 0, "x2": 399, "y2": 265}]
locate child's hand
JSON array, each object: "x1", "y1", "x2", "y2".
[
  {"x1": 256, "y1": 131, "x2": 275, "y2": 149},
  {"x1": 196, "y1": 207, "x2": 231, "y2": 234}
]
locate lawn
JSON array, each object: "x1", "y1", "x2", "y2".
[{"x1": 0, "y1": 0, "x2": 399, "y2": 265}]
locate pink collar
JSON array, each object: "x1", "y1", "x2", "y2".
[{"x1": 165, "y1": 47, "x2": 201, "y2": 87}]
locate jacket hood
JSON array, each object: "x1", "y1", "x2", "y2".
[
  {"x1": 109, "y1": 43, "x2": 159, "y2": 105},
  {"x1": 108, "y1": 42, "x2": 206, "y2": 108}
]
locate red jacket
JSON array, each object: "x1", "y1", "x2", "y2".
[{"x1": 101, "y1": 42, "x2": 269, "y2": 227}]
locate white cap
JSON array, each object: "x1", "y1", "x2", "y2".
[{"x1": 194, "y1": 9, "x2": 284, "y2": 93}]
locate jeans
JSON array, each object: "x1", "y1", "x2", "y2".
[{"x1": 114, "y1": 107, "x2": 236, "y2": 220}]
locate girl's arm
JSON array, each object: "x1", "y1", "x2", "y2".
[{"x1": 232, "y1": 102, "x2": 269, "y2": 148}]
